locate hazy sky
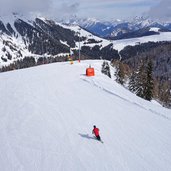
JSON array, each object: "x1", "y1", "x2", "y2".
[{"x1": 0, "y1": 0, "x2": 170, "y2": 21}]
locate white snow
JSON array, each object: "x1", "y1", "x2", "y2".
[
  {"x1": 149, "y1": 27, "x2": 160, "y2": 32},
  {"x1": 0, "y1": 60, "x2": 171, "y2": 171},
  {"x1": 60, "y1": 40, "x2": 69, "y2": 47},
  {"x1": 113, "y1": 32, "x2": 171, "y2": 51},
  {"x1": 59, "y1": 24, "x2": 111, "y2": 49},
  {"x1": 0, "y1": 34, "x2": 33, "y2": 67}
]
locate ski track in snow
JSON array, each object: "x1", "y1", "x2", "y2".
[{"x1": 81, "y1": 76, "x2": 171, "y2": 121}]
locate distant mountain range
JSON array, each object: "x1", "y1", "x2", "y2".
[{"x1": 60, "y1": 16, "x2": 171, "y2": 40}]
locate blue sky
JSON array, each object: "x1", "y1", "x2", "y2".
[{"x1": 0, "y1": 0, "x2": 170, "y2": 21}]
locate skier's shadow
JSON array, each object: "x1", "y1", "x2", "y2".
[{"x1": 78, "y1": 133, "x2": 96, "y2": 141}]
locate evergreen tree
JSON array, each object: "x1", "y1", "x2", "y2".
[
  {"x1": 115, "y1": 62, "x2": 125, "y2": 85},
  {"x1": 101, "y1": 61, "x2": 111, "y2": 78},
  {"x1": 159, "y1": 81, "x2": 171, "y2": 107},
  {"x1": 128, "y1": 60, "x2": 154, "y2": 101},
  {"x1": 135, "y1": 62, "x2": 146, "y2": 98},
  {"x1": 144, "y1": 60, "x2": 154, "y2": 101},
  {"x1": 153, "y1": 78, "x2": 160, "y2": 99},
  {"x1": 129, "y1": 71, "x2": 137, "y2": 92}
]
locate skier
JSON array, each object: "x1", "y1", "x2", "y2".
[{"x1": 92, "y1": 125, "x2": 101, "y2": 141}]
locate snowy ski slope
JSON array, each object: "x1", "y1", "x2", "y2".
[{"x1": 0, "y1": 60, "x2": 171, "y2": 171}]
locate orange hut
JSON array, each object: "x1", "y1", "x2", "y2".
[{"x1": 86, "y1": 65, "x2": 95, "y2": 76}]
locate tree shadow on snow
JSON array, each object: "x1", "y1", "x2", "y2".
[{"x1": 78, "y1": 133, "x2": 96, "y2": 141}]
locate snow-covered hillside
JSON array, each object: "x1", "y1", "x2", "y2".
[
  {"x1": 61, "y1": 24, "x2": 110, "y2": 49},
  {"x1": 0, "y1": 60, "x2": 171, "y2": 171},
  {"x1": 0, "y1": 13, "x2": 112, "y2": 66},
  {"x1": 113, "y1": 32, "x2": 171, "y2": 51}
]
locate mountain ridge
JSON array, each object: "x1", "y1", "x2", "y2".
[{"x1": 61, "y1": 16, "x2": 171, "y2": 39}]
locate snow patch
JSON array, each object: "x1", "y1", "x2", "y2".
[{"x1": 149, "y1": 27, "x2": 160, "y2": 32}]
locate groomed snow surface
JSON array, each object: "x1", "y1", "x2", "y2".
[{"x1": 0, "y1": 60, "x2": 171, "y2": 171}]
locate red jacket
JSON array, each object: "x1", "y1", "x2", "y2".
[{"x1": 93, "y1": 128, "x2": 99, "y2": 136}]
